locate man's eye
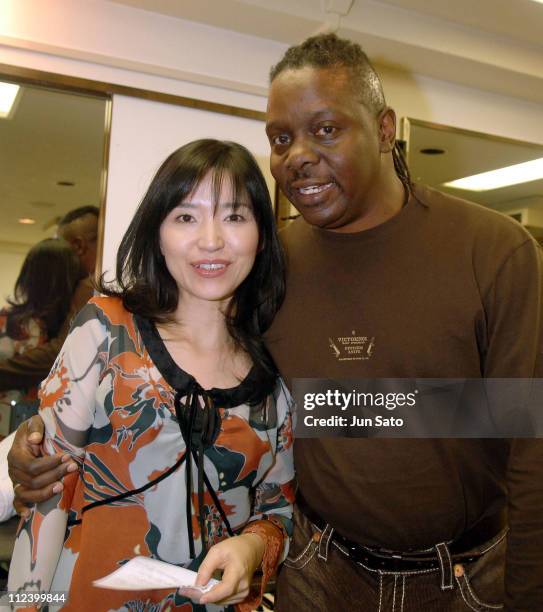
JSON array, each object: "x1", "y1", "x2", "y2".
[
  {"x1": 271, "y1": 134, "x2": 290, "y2": 146},
  {"x1": 316, "y1": 125, "x2": 337, "y2": 137}
]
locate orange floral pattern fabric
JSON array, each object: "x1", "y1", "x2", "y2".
[{"x1": 9, "y1": 297, "x2": 295, "y2": 611}]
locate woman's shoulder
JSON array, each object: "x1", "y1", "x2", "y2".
[
  {"x1": 75, "y1": 295, "x2": 134, "y2": 329},
  {"x1": 88, "y1": 295, "x2": 127, "y2": 315},
  {"x1": 74, "y1": 296, "x2": 141, "y2": 346}
]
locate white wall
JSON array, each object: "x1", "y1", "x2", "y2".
[
  {"x1": 379, "y1": 66, "x2": 543, "y2": 145},
  {"x1": 102, "y1": 94, "x2": 273, "y2": 276}
]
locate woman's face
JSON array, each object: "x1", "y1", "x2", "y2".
[{"x1": 159, "y1": 172, "x2": 260, "y2": 307}]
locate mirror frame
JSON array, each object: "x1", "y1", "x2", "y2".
[{"x1": 399, "y1": 117, "x2": 543, "y2": 159}]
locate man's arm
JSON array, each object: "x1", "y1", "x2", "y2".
[
  {"x1": 483, "y1": 237, "x2": 543, "y2": 611},
  {"x1": 0, "y1": 277, "x2": 92, "y2": 390}
]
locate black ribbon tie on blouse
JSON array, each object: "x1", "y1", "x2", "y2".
[
  {"x1": 173, "y1": 380, "x2": 231, "y2": 558},
  {"x1": 70, "y1": 314, "x2": 276, "y2": 561}
]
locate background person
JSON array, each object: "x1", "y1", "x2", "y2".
[
  {"x1": 0, "y1": 238, "x2": 84, "y2": 438},
  {"x1": 0, "y1": 207, "x2": 98, "y2": 392},
  {"x1": 0, "y1": 238, "x2": 83, "y2": 522},
  {"x1": 57, "y1": 205, "x2": 100, "y2": 279},
  {"x1": 8, "y1": 140, "x2": 295, "y2": 611}
]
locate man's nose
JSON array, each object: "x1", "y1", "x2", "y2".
[
  {"x1": 197, "y1": 218, "x2": 225, "y2": 251},
  {"x1": 286, "y1": 137, "x2": 319, "y2": 172}
]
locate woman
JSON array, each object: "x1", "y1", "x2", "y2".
[
  {"x1": 8, "y1": 140, "x2": 295, "y2": 611},
  {"x1": 0, "y1": 239, "x2": 83, "y2": 439}
]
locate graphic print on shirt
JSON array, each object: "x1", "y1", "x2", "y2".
[{"x1": 328, "y1": 330, "x2": 375, "y2": 361}]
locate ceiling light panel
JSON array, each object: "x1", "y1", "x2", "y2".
[
  {"x1": 443, "y1": 157, "x2": 543, "y2": 191},
  {"x1": 0, "y1": 82, "x2": 20, "y2": 119}
]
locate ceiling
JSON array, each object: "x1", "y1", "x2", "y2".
[
  {"x1": 110, "y1": 0, "x2": 543, "y2": 103},
  {"x1": 110, "y1": 0, "x2": 543, "y2": 48},
  {"x1": 0, "y1": 84, "x2": 107, "y2": 249},
  {"x1": 376, "y1": 0, "x2": 543, "y2": 48}
]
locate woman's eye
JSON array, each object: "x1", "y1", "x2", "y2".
[
  {"x1": 176, "y1": 214, "x2": 195, "y2": 223},
  {"x1": 226, "y1": 213, "x2": 245, "y2": 222}
]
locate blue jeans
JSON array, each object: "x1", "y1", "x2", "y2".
[{"x1": 276, "y1": 504, "x2": 506, "y2": 611}]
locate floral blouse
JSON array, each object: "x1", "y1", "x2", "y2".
[{"x1": 9, "y1": 297, "x2": 295, "y2": 611}]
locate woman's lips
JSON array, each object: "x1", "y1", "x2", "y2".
[{"x1": 191, "y1": 261, "x2": 230, "y2": 277}]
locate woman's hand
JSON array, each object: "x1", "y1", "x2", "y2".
[{"x1": 181, "y1": 533, "x2": 265, "y2": 606}]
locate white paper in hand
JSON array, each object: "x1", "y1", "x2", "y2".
[{"x1": 93, "y1": 556, "x2": 219, "y2": 593}]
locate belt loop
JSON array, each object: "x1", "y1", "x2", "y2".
[
  {"x1": 435, "y1": 542, "x2": 454, "y2": 590},
  {"x1": 317, "y1": 523, "x2": 334, "y2": 561}
]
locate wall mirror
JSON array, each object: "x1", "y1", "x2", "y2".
[
  {"x1": 400, "y1": 118, "x2": 543, "y2": 243},
  {"x1": 0, "y1": 79, "x2": 110, "y2": 303},
  {"x1": 0, "y1": 64, "x2": 278, "y2": 290}
]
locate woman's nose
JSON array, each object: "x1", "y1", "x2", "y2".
[{"x1": 197, "y1": 218, "x2": 225, "y2": 251}]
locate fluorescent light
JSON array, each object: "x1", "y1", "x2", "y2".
[
  {"x1": 18, "y1": 218, "x2": 36, "y2": 225},
  {"x1": 443, "y1": 157, "x2": 543, "y2": 191},
  {"x1": 0, "y1": 82, "x2": 20, "y2": 118}
]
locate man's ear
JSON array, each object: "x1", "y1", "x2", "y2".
[
  {"x1": 378, "y1": 107, "x2": 397, "y2": 154},
  {"x1": 71, "y1": 237, "x2": 85, "y2": 256}
]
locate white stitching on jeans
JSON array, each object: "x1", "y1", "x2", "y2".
[
  {"x1": 435, "y1": 544, "x2": 447, "y2": 589},
  {"x1": 460, "y1": 574, "x2": 503, "y2": 610},
  {"x1": 400, "y1": 576, "x2": 406, "y2": 612},
  {"x1": 476, "y1": 530, "x2": 508, "y2": 556},
  {"x1": 284, "y1": 544, "x2": 317, "y2": 570},
  {"x1": 392, "y1": 574, "x2": 398, "y2": 611},
  {"x1": 455, "y1": 574, "x2": 484, "y2": 612},
  {"x1": 285, "y1": 537, "x2": 315, "y2": 565},
  {"x1": 318, "y1": 524, "x2": 334, "y2": 561},
  {"x1": 378, "y1": 572, "x2": 383, "y2": 612},
  {"x1": 443, "y1": 543, "x2": 454, "y2": 590}
]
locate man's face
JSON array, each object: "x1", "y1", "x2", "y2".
[{"x1": 266, "y1": 66, "x2": 390, "y2": 231}]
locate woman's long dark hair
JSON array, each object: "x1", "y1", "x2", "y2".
[
  {"x1": 99, "y1": 139, "x2": 286, "y2": 377},
  {"x1": 7, "y1": 238, "x2": 84, "y2": 339}
]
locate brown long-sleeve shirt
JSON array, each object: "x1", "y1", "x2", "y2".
[{"x1": 267, "y1": 184, "x2": 543, "y2": 611}]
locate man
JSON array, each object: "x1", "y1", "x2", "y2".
[
  {"x1": 8, "y1": 35, "x2": 543, "y2": 611},
  {"x1": 265, "y1": 35, "x2": 542, "y2": 611},
  {"x1": 56, "y1": 205, "x2": 100, "y2": 281},
  {"x1": 0, "y1": 206, "x2": 99, "y2": 390}
]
